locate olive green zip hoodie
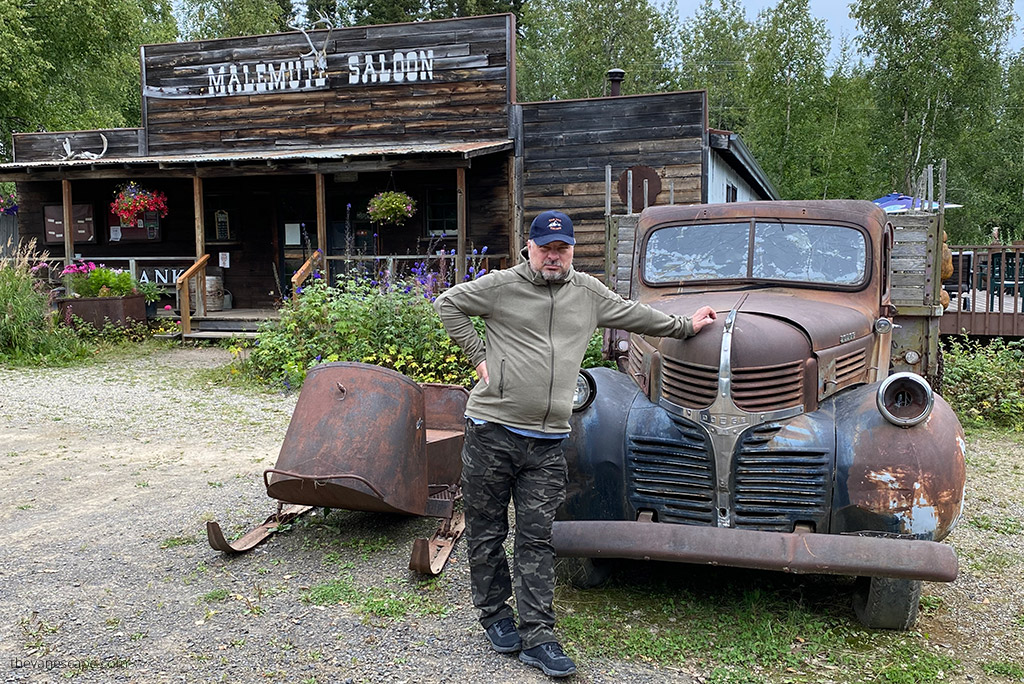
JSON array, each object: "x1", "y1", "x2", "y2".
[{"x1": 434, "y1": 260, "x2": 695, "y2": 434}]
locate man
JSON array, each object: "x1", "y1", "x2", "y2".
[{"x1": 434, "y1": 210, "x2": 716, "y2": 678}]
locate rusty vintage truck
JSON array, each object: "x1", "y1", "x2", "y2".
[{"x1": 554, "y1": 200, "x2": 966, "y2": 630}]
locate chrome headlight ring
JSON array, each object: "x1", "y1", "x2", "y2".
[
  {"x1": 573, "y1": 369, "x2": 598, "y2": 412},
  {"x1": 876, "y1": 372, "x2": 934, "y2": 427}
]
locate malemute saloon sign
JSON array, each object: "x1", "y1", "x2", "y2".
[
  {"x1": 139, "y1": 15, "x2": 512, "y2": 154},
  {"x1": 143, "y1": 23, "x2": 455, "y2": 99}
]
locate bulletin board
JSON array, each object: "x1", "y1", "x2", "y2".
[{"x1": 108, "y1": 210, "x2": 161, "y2": 242}]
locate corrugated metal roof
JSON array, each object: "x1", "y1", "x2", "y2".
[{"x1": 2, "y1": 139, "x2": 514, "y2": 171}]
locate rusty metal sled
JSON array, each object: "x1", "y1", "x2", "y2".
[{"x1": 207, "y1": 362, "x2": 468, "y2": 574}]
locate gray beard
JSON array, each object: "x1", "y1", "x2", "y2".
[{"x1": 540, "y1": 269, "x2": 568, "y2": 282}]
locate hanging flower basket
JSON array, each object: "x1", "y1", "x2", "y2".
[
  {"x1": 110, "y1": 182, "x2": 168, "y2": 225},
  {"x1": 367, "y1": 191, "x2": 416, "y2": 226}
]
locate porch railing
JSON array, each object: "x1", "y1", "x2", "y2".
[
  {"x1": 176, "y1": 254, "x2": 210, "y2": 335},
  {"x1": 941, "y1": 244, "x2": 1024, "y2": 337},
  {"x1": 291, "y1": 249, "x2": 323, "y2": 289}
]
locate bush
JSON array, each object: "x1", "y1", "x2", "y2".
[
  {"x1": 62, "y1": 262, "x2": 137, "y2": 297},
  {"x1": 0, "y1": 241, "x2": 87, "y2": 364},
  {"x1": 245, "y1": 269, "x2": 613, "y2": 391},
  {"x1": 943, "y1": 335, "x2": 1024, "y2": 429},
  {"x1": 246, "y1": 272, "x2": 477, "y2": 390}
]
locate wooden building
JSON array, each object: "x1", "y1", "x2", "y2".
[{"x1": 0, "y1": 13, "x2": 776, "y2": 320}]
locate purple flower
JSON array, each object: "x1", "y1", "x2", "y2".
[
  {"x1": 315, "y1": 355, "x2": 322, "y2": 362},
  {"x1": 295, "y1": 286, "x2": 304, "y2": 294},
  {"x1": 313, "y1": 272, "x2": 322, "y2": 279},
  {"x1": 482, "y1": 246, "x2": 488, "y2": 254}
]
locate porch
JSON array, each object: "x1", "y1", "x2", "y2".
[{"x1": 941, "y1": 244, "x2": 1024, "y2": 337}]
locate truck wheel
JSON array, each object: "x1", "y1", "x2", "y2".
[
  {"x1": 555, "y1": 557, "x2": 611, "y2": 589},
  {"x1": 852, "y1": 576, "x2": 922, "y2": 630}
]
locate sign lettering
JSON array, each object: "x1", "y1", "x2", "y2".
[
  {"x1": 348, "y1": 50, "x2": 435, "y2": 84},
  {"x1": 207, "y1": 59, "x2": 327, "y2": 96}
]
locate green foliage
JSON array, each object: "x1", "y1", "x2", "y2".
[
  {"x1": 982, "y1": 661, "x2": 1024, "y2": 680},
  {"x1": 516, "y1": 0, "x2": 680, "y2": 101},
  {"x1": 1, "y1": 0, "x2": 178, "y2": 162},
  {"x1": 245, "y1": 273, "x2": 477, "y2": 390},
  {"x1": 178, "y1": 0, "x2": 294, "y2": 39},
  {"x1": 0, "y1": 242, "x2": 88, "y2": 365},
  {"x1": 677, "y1": 0, "x2": 750, "y2": 132},
  {"x1": 942, "y1": 336, "x2": 1024, "y2": 430},
  {"x1": 67, "y1": 266, "x2": 137, "y2": 298}
]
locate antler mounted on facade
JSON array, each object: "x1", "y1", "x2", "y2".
[
  {"x1": 289, "y1": 13, "x2": 335, "y2": 74},
  {"x1": 60, "y1": 133, "x2": 108, "y2": 161}
]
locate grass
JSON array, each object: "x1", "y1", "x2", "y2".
[
  {"x1": 555, "y1": 564, "x2": 959, "y2": 684},
  {"x1": 982, "y1": 661, "x2": 1024, "y2": 680},
  {"x1": 302, "y1": 573, "x2": 447, "y2": 620},
  {"x1": 160, "y1": 534, "x2": 197, "y2": 549},
  {"x1": 201, "y1": 589, "x2": 230, "y2": 603},
  {"x1": 966, "y1": 513, "x2": 1023, "y2": 535}
]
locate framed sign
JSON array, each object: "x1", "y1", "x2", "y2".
[
  {"x1": 44, "y1": 205, "x2": 97, "y2": 245},
  {"x1": 215, "y1": 210, "x2": 231, "y2": 240}
]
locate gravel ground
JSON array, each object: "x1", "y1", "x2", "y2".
[
  {"x1": 0, "y1": 347, "x2": 1022, "y2": 684},
  {"x1": 0, "y1": 348, "x2": 686, "y2": 684}
]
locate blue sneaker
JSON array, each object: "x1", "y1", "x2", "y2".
[
  {"x1": 519, "y1": 641, "x2": 576, "y2": 677},
  {"x1": 484, "y1": 617, "x2": 521, "y2": 653}
]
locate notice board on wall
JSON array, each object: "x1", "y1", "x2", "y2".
[
  {"x1": 44, "y1": 205, "x2": 97, "y2": 244},
  {"x1": 108, "y1": 210, "x2": 161, "y2": 242}
]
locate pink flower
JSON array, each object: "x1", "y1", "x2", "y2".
[{"x1": 164, "y1": 304, "x2": 173, "y2": 310}]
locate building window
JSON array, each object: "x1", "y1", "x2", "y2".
[
  {"x1": 726, "y1": 183, "x2": 738, "y2": 203},
  {"x1": 426, "y1": 189, "x2": 458, "y2": 236}
]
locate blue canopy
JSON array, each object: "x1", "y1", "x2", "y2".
[{"x1": 872, "y1": 193, "x2": 962, "y2": 214}]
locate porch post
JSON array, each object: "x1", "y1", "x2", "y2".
[
  {"x1": 61, "y1": 179, "x2": 75, "y2": 292},
  {"x1": 456, "y1": 167, "x2": 467, "y2": 283},
  {"x1": 193, "y1": 175, "x2": 206, "y2": 316},
  {"x1": 316, "y1": 172, "x2": 328, "y2": 283}
]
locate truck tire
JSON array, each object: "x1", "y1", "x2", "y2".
[
  {"x1": 555, "y1": 556, "x2": 612, "y2": 589},
  {"x1": 852, "y1": 576, "x2": 922, "y2": 630}
]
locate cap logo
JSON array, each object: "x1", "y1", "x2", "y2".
[{"x1": 548, "y1": 218, "x2": 563, "y2": 231}]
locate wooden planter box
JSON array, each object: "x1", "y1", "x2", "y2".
[{"x1": 57, "y1": 294, "x2": 146, "y2": 328}]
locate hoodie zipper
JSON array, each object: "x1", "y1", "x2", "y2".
[{"x1": 541, "y1": 283, "x2": 555, "y2": 429}]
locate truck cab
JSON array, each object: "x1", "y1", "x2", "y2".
[{"x1": 556, "y1": 200, "x2": 966, "y2": 630}]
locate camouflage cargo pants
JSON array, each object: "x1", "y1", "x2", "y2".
[{"x1": 461, "y1": 420, "x2": 567, "y2": 649}]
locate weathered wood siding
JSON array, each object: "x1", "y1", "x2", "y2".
[
  {"x1": 520, "y1": 91, "x2": 706, "y2": 273},
  {"x1": 142, "y1": 15, "x2": 513, "y2": 155},
  {"x1": 13, "y1": 129, "x2": 144, "y2": 163},
  {"x1": 0, "y1": 214, "x2": 17, "y2": 255},
  {"x1": 891, "y1": 213, "x2": 941, "y2": 308}
]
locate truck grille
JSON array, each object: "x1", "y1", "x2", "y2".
[
  {"x1": 626, "y1": 417, "x2": 715, "y2": 524},
  {"x1": 661, "y1": 356, "x2": 805, "y2": 412},
  {"x1": 835, "y1": 348, "x2": 867, "y2": 386},
  {"x1": 732, "y1": 424, "x2": 831, "y2": 532},
  {"x1": 661, "y1": 358, "x2": 718, "y2": 408}
]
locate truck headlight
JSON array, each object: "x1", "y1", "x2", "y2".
[
  {"x1": 573, "y1": 370, "x2": 597, "y2": 412},
  {"x1": 876, "y1": 372, "x2": 934, "y2": 427}
]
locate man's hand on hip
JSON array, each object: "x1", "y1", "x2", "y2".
[{"x1": 476, "y1": 361, "x2": 489, "y2": 383}]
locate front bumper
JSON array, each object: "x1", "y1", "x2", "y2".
[{"x1": 552, "y1": 520, "x2": 958, "y2": 582}]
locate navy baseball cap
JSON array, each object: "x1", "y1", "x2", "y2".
[{"x1": 529, "y1": 210, "x2": 575, "y2": 246}]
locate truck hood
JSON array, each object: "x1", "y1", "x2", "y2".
[{"x1": 649, "y1": 291, "x2": 875, "y2": 352}]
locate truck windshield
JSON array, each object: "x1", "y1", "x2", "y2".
[{"x1": 644, "y1": 221, "x2": 867, "y2": 286}]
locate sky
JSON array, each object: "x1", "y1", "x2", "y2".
[{"x1": 679, "y1": 0, "x2": 1024, "y2": 61}]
